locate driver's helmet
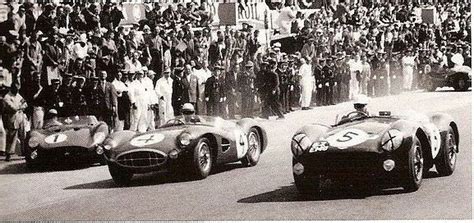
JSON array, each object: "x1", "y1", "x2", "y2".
[
  {"x1": 181, "y1": 103, "x2": 195, "y2": 115},
  {"x1": 47, "y1": 109, "x2": 58, "y2": 117},
  {"x1": 353, "y1": 94, "x2": 369, "y2": 106}
]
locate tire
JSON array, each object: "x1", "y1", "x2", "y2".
[
  {"x1": 435, "y1": 127, "x2": 457, "y2": 176},
  {"x1": 108, "y1": 163, "x2": 133, "y2": 186},
  {"x1": 293, "y1": 158, "x2": 320, "y2": 195},
  {"x1": 454, "y1": 77, "x2": 469, "y2": 91},
  {"x1": 403, "y1": 137, "x2": 424, "y2": 192},
  {"x1": 241, "y1": 128, "x2": 261, "y2": 167},
  {"x1": 191, "y1": 138, "x2": 212, "y2": 179}
]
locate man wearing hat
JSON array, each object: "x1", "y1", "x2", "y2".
[
  {"x1": 57, "y1": 73, "x2": 73, "y2": 113},
  {"x1": 239, "y1": 61, "x2": 256, "y2": 118},
  {"x1": 23, "y1": 31, "x2": 42, "y2": 85},
  {"x1": 71, "y1": 76, "x2": 88, "y2": 116},
  {"x1": 43, "y1": 32, "x2": 61, "y2": 86},
  {"x1": 155, "y1": 67, "x2": 174, "y2": 126},
  {"x1": 171, "y1": 65, "x2": 189, "y2": 116},
  {"x1": 263, "y1": 58, "x2": 285, "y2": 119},
  {"x1": 205, "y1": 65, "x2": 225, "y2": 117},
  {"x1": 277, "y1": 59, "x2": 291, "y2": 113}
]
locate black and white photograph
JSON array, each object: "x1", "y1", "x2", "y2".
[{"x1": 0, "y1": 0, "x2": 471, "y2": 220}]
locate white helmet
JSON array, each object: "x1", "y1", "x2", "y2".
[
  {"x1": 353, "y1": 94, "x2": 369, "y2": 105},
  {"x1": 181, "y1": 103, "x2": 195, "y2": 115}
]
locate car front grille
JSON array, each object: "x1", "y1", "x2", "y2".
[
  {"x1": 116, "y1": 149, "x2": 167, "y2": 168},
  {"x1": 303, "y1": 152, "x2": 380, "y2": 177}
]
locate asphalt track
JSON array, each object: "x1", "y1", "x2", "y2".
[{"x1": 0, "y1": 89, "x2": 471, "y2": 220}]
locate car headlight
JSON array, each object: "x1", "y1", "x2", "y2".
[
  {"x1": 92, "y1": 132, "x2": 106, "y2": 145},
  {"x1": 291, "y1": 133, "x2": 312, "y2": 157},
  {"x1": 381, "y1": 129, "x2": 404, "y2": 152},
  {"x1": 178, "y1": 132, "x2": 191, "y2": 147},
  {"x1": 28, "y1": 138, "x2": 40, "y2": 148}
]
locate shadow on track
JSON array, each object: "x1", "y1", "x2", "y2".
[
  {"x1": 63, "y1": 163, "x2": 243, "y2": 190},
  {"x1": 237, "y1": 184, "x2": 407, "y2": 203},
  {"x1": 0, "y1": 160, "x2": 101, "y2": 175},
  {"x1": 238, "y1": 171, "x2": 443, "y2": 203}
]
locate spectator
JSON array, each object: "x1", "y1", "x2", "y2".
[
  {"x1": 155, "y1": 68, "x2": 174, "y2": 125},
  {"x1": 2, "y1": 81, "x2": 27, "y2": 161}
]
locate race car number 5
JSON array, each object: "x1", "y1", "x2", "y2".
[
  {"x1": 326, "y1": 129, "x2": 369, "y2": 149},
  {"x1": 45, "y1": 134, "x2": 67, "y2": 144}
]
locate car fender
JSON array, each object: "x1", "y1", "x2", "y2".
[
  {"x1": 237, "y1": 118, "x2": 267, "y2": 153},
  {"x1": 295, "y1": 124, "x2": 331, "y2": 142},
  {"x1": 429, "y1": 113, "x2": 459, "y2": 153},
  {"x1": 390, "y1": 120, "x2": 434, "y2": 159},
  {"x1": 106, "y1": 130, "x2": 137, "y2": 147}
]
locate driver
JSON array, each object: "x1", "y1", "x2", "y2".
[
  {"x1": 181, "y1": 103, "x2": 199, "y2": 122},
  {"x1": 338, "y1": 94, "x2": 370, "y2": 125},
  {"x1": 43, "y1": 109, "x2": 63, "y2": 129},
  {"x1": 353, "y1": 94, "x2": 370, "y2": 115}
]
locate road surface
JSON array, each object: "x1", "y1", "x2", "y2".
[{"x1": 0, "y1": 90, "x2": 471, "y2": 220}]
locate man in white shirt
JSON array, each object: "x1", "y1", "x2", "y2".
[
  {"x1": 128, "y1": 70, "x2": 148, "y2": 132},
  {"x1": 298, "y1": 57, "x2": 314, "y2": 110},
  {"x1": 402, "y1": 50, "x2": 417, "y2": 91},
  {"x1": 111, "y1": 71, "x2": 128, "y2": 131},
  {"x1": 194, "y1": 61, "x2": 211, "y2": 114},
  {"x1": 155, "y1": 68, "x2": 174, "y2": 126},
  {"x1": 142, "y1": 67, "x2": 159, "y2": 130}
]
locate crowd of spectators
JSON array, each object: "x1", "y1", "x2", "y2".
[{"x1": 0, "y1": 0, "x2": 471, "y2": 160}]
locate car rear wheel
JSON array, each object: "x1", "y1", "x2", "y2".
[
  {"x1": 435, "y1": 127, "x2": 457, "y2": 176},
  {"x1": 403, "y1": 137, "x2": 424, "y2": 192},
  {"x1": 241, "y1": 128, "x2": 261, "y2": 167},
  {"x1": 454, "y1": 77, "x2": 469, "y2": 91},
  {"x1": 108, "y1": 163, "x2": 133, "y2": 186},
  {"x1": 191, "y1": 138, "x2": 212, "y2": 179}
]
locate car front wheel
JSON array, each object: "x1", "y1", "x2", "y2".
[
  {"x1": 191, "y1": 138, "x2": 212, "y2": 179},
  {"x1": 108, "y1": 163, "x2": 133, "y2": 186},
  {"x1": 403, "y1": 137, "x2": 424, "y2": 192}
]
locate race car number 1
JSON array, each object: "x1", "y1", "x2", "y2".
[
  {"x1": 326, "y1": 129, "x2": 369, "y2": 149},
  {"x1": 45, "y1": 134, "x2": 67, "y2": 144}
]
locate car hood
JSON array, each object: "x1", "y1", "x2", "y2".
[
  {"x1": 31, "y1": 125, "x2": 99, "y2": 149},
  {"x1": 111, "y1": 126, "x2": 189, "y2": 156},
  {"x1": 315, "y1": 118, "x2": 396, "y2": 153}
]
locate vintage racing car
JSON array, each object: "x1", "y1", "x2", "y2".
[
  {"x1": 291, "y1": 110, "x2": 459, "y2": 195},
  {"x1": 98, "y1": 116, "x2": 267, "y2": 185},
  {"x1": 24, "y1": 115, "x2": 109, "y2": 168},
  {"x1": 423, "y1": 65, "x2": 471, "y2": 91}
]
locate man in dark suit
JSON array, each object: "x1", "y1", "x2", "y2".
[
  {"x1": 263, "y1": 59, "x2": 284, "y2": 119},
  {"x1": 97, "y1": 70, "x2": 118, "y2": 127},
  {"x1": 225, "y1": 63, "x2": 240, "y2": 119},
  {"x1": 205, "y1": 65, "x2": 225, "y2": 117},
  {"x1": 172, "y1": 67, "x2": 190, "y2": 116}
]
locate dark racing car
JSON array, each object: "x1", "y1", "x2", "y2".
[
  {"x1": 24, "y1": 115, "x2": 109, "y2": 168},
  {"x1": 423, "y1": 65, "x2": 471, "y2": 91},
  {"x1": 98, "y1": 116, "x2": 267, "y2": 185},
  {"x1": 291, "y1": 110, "x2": 459, "y2": 195}
]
